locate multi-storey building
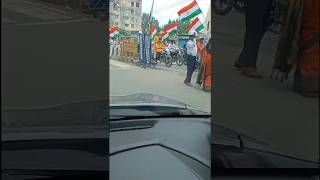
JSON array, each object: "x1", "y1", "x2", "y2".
[{"x1": 109, "y1": 0, "x2": 142, "y2": 32}]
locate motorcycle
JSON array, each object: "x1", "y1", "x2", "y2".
[
  {"x1": 213, "y1": 0, "x2": 246, "y2": 15},
  {"x1": 170, "y1": 48, "x2": 184, "y2": 66},
  {"x1": 176, "y1": 47, "x2": 187, "y2": 66},
  {"x1": 152, "y1": 48, "x2": 172, "y2": 68}
]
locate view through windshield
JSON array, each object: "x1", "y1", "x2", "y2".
[{"x1": 109, "y1": 0, "x2": 211, "y2": 114}]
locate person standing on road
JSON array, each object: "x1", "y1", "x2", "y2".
[
  {"x1": 272, "y1": 0, "x2": 319, "y2": 97},
  {"x1": 184, "y1": 31, "x2": 198, "y2": 86},
  {"x1": 234, "y1": 0, "x2": 273, "y2": 78}
]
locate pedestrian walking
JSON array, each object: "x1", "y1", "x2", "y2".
[
  {"x1": 234, "y1": 0, "x2": 273, "y2": 78},
  {"x1": 184, "y1": 31, "x2": 198, "y2": 86},
  {"x1": 271, "y1": 0, "x2": 319, "y2": 97}
]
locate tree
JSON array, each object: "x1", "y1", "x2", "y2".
[
  {"x1": 118, "y1": 28, "x2": 131, "y2": 36},
  {"x1": 141, "y1": 13, "x2": 149, "y2": 34},
  {"x1": 142, "y1": 13, "x2": 160, "y2": 34},
  {"x1": 178, "y1": 20, "x2": 190, "y2": 35}
]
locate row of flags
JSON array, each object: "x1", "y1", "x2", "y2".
[
  {"x1": 109, "y1": 0, "x2": 205, "y2": 41},
  {"x1": 151, "y1": 0, "x2": 204, "y2": 42}
]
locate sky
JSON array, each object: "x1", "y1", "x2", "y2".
[{"x1": 142, "y1": 0, "x2": 210, "y2": 26}]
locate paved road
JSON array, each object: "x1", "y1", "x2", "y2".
[
  {"x1": 110, "y1": 59, "x2": 211, "y2": 113},
  {"x1": 212, "y1": 10, "x2": 319, "y2": 161},
  {"x1": 2, "y1": 0, "x2": 107, "y2": 108}
]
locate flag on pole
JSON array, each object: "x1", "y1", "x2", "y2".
[
  {"x1": 165, "y1": 22, "x2": 178, "y2": 36},
  {"x1": 150, "y1": 26, "x2": 157, "y2": 41},
  {"x1": 161, "y1": 31, "x2": 169, "y2": 42},
  {"x1": 110, "y1": 26, "x2": 120, "y2": 39},
  {"x1": 187, "y1": 17, "x2": 204, "y2": 33},
  {"x1": 177, "y1": 0, "x2": 202, "y2": 22}
]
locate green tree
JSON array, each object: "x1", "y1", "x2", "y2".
[
  {"x1": 141, "y1": 13, "x2": 149, "y2": 34},
  {"x1": 178, "y1": 20, "x2": 190, "y2": 35},
  {"x1": 142, "y1": 13, "x2": 160, "y2": 34}
]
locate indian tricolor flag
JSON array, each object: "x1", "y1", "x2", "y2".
[
  {"x1": 165, "y1": 23, "x2": 178, "y2": 36},
  {"x1": 150, "y1": 26, "x2": 157, "y2": 41},
  {"x1": 177, "y1": 0, "x2": 202, "y2": 22},
  {"x1": 109, "y1": 26, "x2": 120, "y2": 39},
  {"x1": 161, "y1": 31, "x2": 169, "y2": 42},
  {"x1": 187, "y1": 17, "x2": 204, "y2": 33}
]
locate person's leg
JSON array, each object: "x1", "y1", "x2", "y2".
[
  {"x1": 189, "y1": 56, "x2": 197, "y2": 82},
  {"x1": 236, "y1": 0, "x2": 272, "y2": 69},
  {"x1": 185, "y1": 55, "x2": 191, "y2": 83}
]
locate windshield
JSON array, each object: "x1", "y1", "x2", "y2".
[{"x1": 109, "y1": 0, "x2": 211, "y2": 116}]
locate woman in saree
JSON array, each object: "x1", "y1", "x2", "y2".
[
  {"x1": 196, "y1": 38, "x2": 212, "y2": 92},
  {"x1": 272, "y1": 0, "x2": 319, "y2": 97}
]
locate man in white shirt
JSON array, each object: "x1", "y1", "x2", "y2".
[{"x1": 184, "y1": 31, "x2": 198, "y2": 86}]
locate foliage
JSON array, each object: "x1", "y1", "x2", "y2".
[
  {"x1": 118, "y1": 28, "x2": 131, "y2": 36},
  {"x1": 142, "y1": 13, "x2": 160, "y2": 34}
]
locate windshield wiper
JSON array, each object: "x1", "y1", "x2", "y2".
[{"x1": 110, "y1": 114, "x2": 211, "y2": 121}]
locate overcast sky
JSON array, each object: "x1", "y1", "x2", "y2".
[{"x1": 142, "y1": 0, "x2": 210, "y2": 26}]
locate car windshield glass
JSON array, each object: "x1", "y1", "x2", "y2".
[{"x1": 109, "y1": 0, "x2": 212, "y2": 115}]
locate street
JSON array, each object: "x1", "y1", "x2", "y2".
[
  {"x1": 110, "y1": 59, "x2": 211, "y2": 113},
  {"x1": 212, "y1": 10, "x2": 319, "y2": 161},
  {"x1": 2, "y1": 0, "x2": 107, "y2": 108}
]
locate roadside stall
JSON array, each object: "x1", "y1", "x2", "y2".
[{"x1": 119, "y1": 36, "x2": 139, "y2": 64}]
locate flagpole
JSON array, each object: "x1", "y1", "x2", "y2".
[{"x1": 194, "y1": 0, "x2": 207, "y2": 24}]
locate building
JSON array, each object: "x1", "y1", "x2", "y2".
[{"x1": 109, "y1": 0, "x2": 142, "y2": 32}]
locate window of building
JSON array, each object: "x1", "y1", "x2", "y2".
[
  {"x1": 131, "y1": 2, "x2": 134, "y2": 6},
  {"x1": 116, "y1": 15, "x2": 119, "y2": 18},
  {"x1": 115, "y1": 22, "x2": 119, "y2": 25},
  {"x1": 125, "y1": 24, "x2": 129, "y2": 27},
  {"x1": 124, "y1": 16, "x2": 129, "y2": 20},
  {"x1": 131, "y1": 24, "x2": 134, "y2": 28},
  {"x1": 130, "y1": 9, "x2": 134, "y2": 14},
  {"x1": 136, "y1": 2, "x2": 139, "y2": 7},
  {"x1": 131, "y1": 17, "x2": 134, "y2": 21}
]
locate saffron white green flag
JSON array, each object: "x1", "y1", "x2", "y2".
[
  {"x1": 165, "y1": 23, "x2": 178, "y2": 36},
  {"x1": 177, "y1": 0, "x2": 202, "y2": 22},
  {"x1": 110, "y1": 26, "x2": 120, "y2": 39},
  {"x1": 150, "y1": 26, "x2": 157, "y2": 41},
  {"x1": 187, "y1": 17, "x2": 204, "y2": 33}
]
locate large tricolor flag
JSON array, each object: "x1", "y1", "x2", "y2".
[
  {"x1": 187, "y1": 17, "x2": 204, "y2": 33},
  {"x1": 150, "y1": 26, "x2": 157, "y2": 41},
  {"x1": 161, "y1": 31, "x2": 169, "y2": 42},
  {"x1": 109, "y1": 26, "x2": 120, "y2": 39},
  {"x1": 177, "y1": 0, "x2": 202, "y2": 22},
  {"x1": 165, "y1": 22, "x2": 178, "y2": 36}
]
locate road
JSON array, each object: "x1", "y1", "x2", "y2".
[
  {"x1": 2, "y1": 0, "x2": 107, "y2": 108},
  {"x1": 110, "y1": 59, "x2": 211, "y2": 113},
  {"x1": 212, "y1": 10, "x2": 319, "y2": 161}
]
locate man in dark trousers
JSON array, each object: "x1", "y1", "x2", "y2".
[
  {"x1": 184, "y1": 31, "x2": 198, "y2": 86},
  {"x1": 234, "y1": 0, "x2": 273, "y2": 78}
]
